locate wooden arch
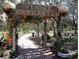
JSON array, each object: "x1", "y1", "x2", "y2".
[{"x1": 3, "y1": 3, "x2": 68, "y2": 49}]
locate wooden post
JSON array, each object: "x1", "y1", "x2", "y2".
[
  {"x1": 12, "y1": 28, "x2": 16, "y2": 50},
  {"x1": 56, "y1": 16, "x2": 62, "y2": 50},
  {"x1": 37, "y1": 23, "x2": 39, "y2": 37},
  {"x1": 43, "y1": 19, "x2": 47, "y2": 48}
]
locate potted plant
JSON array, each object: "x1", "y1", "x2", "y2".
[{"x1": 58, "y1": 47, "x2": 71, "y2": 58}]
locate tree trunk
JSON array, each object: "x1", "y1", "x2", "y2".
[{"x1": 73, "y1": 15, "x2": 77, "y2": 34}]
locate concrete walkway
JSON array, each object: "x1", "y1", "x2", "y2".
[
  {"x1": 18, "y1": 47, "x2": 62, "y2": 59},
  {"x1": 17, "y1": 33, "x2": 62, "y2": 59}
]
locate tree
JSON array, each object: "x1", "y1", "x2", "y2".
[{"x1": 67, "y1": 0, "x2": 78, "y2": 34}]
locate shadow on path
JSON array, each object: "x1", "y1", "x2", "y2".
[
  {"x1": 17, "y1": 34, "x2": 62, "y2": 59},
  {"x1": 17, "y1": 46, "x2": 62, "y2": 59}
]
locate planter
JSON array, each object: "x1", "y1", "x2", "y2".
[
  {"x1": 58, "y1": 51, "x2": 71, "y2": 58},
  {"x1": 11, "y1": 55, "x2": 23, "y2": 59}
]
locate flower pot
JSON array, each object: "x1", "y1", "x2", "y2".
[{"x1": 58, "y1": 51, "x2": 71, "y2": 58}]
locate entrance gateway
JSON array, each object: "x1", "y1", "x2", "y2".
[
  {"x1": 11, "y1": 3, "x2": 61, "y2": 49},
  {"x1": 3, "y1": 3, "x2": 67, "y2": 50}
]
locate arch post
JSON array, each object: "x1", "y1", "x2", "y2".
[
  {"x1": 43, "y1": 19, "x2": 47, "y2": 48},
  {"x1": 12, "y1": 16, "x2": 19, "y2": 51},
  {"x1": 56, "y1": 16, "x2": 62, "y2": 51},
  {"x1": 12, "y1": 28, "x2": 17, "y2": 50}
]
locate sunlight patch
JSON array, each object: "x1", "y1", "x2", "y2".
[{"x1": 17, "y1": 33, "x2": 38, "y2": 49}]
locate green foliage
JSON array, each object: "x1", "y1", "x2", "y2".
[
  {"x1": 61, "y1": 36, "x2": 78, "y2": 50},
  {"x1": 17, "y1": 23, "x2": 34, "y2": 34},
  {"x1": 59, "y1": 47, "x2": 68, "y2": 53},
  {"x1": 71, "y1": 51, "x2": 78, "y2": 59},
  {"x1": 0, "y1": 4, "x2": 3, "y2": 11},
  {"x1": 64, "y1": 37, "x2": 78, "y2": 43},
  {"x1": 9, "y1": 48, "x2": 17, "y2": 58}
]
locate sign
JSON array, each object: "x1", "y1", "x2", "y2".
[{"x1": 15, "y1": 4, "x2": 59, "y2": 16}]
